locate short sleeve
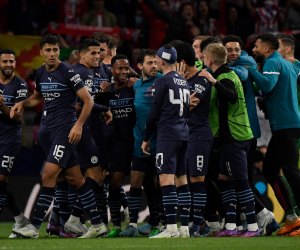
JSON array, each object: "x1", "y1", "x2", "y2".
[
  {"x1": 66, "y1": 71, "x2": 85, "y2": 93},
  {"x1": 34, "y1": 69, "x2": 41, "y2": 92},
  {"x1": 15, "y1": 80, "x2": 28, "y2": 103},
  {"x1": 190, "y1": 76, "x2": 211, "y2": 101}
]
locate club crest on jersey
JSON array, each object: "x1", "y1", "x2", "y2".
[
  {"x1": 173, "y1": 78, "x2": 187, "y2": 86},
  {"x1": 145, "y1": 86, "x2": 153, "y2": 97},
  {"x1": 91, "y1": 156, "x2": 98, "y2": 164},
  {"x1": 194, "y1": 84, "x2": 206, "y2": 95}
]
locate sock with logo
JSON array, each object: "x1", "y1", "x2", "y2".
[
  {"x1": 233, "y1": 180, "x2": 258, "y2": 231},
  {"x1": 55, "y1": 181, "x2": 71, "y2": 228},
  {"x1": 120, "y1": 186, "x2": 128, "y2": 209},
  {"x1": 177, "y1": 184, "x2": 191, "y2": 227},
  {"x1": 76, "y1": 180, "x2": 102, "y2": 225},
  {"x1": 161, "y1": 185, "x2": 178, "y2": 225},
  {"x1": 31, "y1": 187, "x2": 55, "y2": 229},
  {"x1": 109, "y1": 188, "x2": 121, "y2": 228},
  {"x1": 191, "y1": 182, "x2": 206, "y2": 227},
  {"x1": 128, "y1": 187, "x2": 142, "y2": 224},
  {"x1": 218, "y1": 180, "x2": 237, "y2": 226}
]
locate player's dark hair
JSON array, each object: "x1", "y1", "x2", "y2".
[
  {"x1": 108, "y1": 36, "x2": 118, "y2": 50},
  {"x1": 222, "y1": 35, "x2": 243, "y2": 48},
  {"x1": 0, "y1": 49, "x2": 15, "y2": 57},
  {"x1": 168, "y1": 40, "x2": 183, "y2": 48},
  {"x1": 40, "y1": 34, "x2": 60, "y2": 49},
  {"x1": 257, "y1": 33, "x2": 279, "y2": 50},
  {"x1": 174, "y1": 42, "x2": 195, "y2": 67},
  {"x1": 200, "y1": 36, "x2": 221, "y2": 52},
  {"x1": 163, "y1": 43, "x2": 175, "y2": 50},
  {"x1": 137, "y1": 49, "x2": 156, "y2": 64},
  {"x1": 79, "y1": 38, "x2": 100, "y2": 53},
  {"x1": 276, "y1": 33, "x2": 295, "y2": 51},
  {"x1": 91, "y1": 32, "x2": 110, "y2": 45},
  {"x1": 111, "y1": 54, "x2": 129, "y2": 67}
]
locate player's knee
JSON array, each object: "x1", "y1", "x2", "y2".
[{"x1": 42, "y1": 172, "x2": 56, "y2": 187}]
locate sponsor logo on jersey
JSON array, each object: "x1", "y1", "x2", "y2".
[
  {"x1": 70, "y1": 74, "x2": 82, "y2": 86},
  {"x1": 194, "y1": 84, "x2": 206, "y2": 94}
]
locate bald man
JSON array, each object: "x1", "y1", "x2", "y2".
[{"x1": 69, "y1": 50, "x2": 80, "y2": 66}]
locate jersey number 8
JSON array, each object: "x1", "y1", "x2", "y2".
[{"x1": 169, "y1": 88, "x2": 190, "y2": 116}]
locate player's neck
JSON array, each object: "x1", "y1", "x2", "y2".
[
  {"x1": 114, "y1": 79, "x2": 128, "y2": 89},
  {"x1": 162, "y1": 65, "x2": 176, "y2": 75},
  {"x1": 185, "y1": 66, "x2": 199, "y2": 79},
  {"x1": 211, "y1": 63, "x2": 222, "y2": 73},
  {"x1": 79, "y1": 61, "x2": 93, "y2": 71},
  {"x1": 103, "y1": 57, "x2": 111, "y2": 65},
  {"x1": 0, "y1": 72, "x2": 14, "y2": 84},
  {"x1": 45, "y1": 61, "x2": 61, "y2": 72}
]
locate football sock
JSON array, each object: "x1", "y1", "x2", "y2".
[
  {"x1": 191, "y1": 182, "x2": 206, "y2": 227},
  {"x1": 161, "y1": 185, "x2": 178, "y2": 225},
  {"x1": 129, "y1": 187, "x2": 142, "y2": 224}
]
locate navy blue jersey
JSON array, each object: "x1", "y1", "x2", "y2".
[
  {"x1": 188, "y1": 72, "x2": 213, "y2": 140},
  {"x1": 109, "y1": 84, "x2": 136, "y2": 141},
  {"x1": 71, "y1": 63, "x2": 95, "y2": 128},
  {"x1": 0, "y1": 75, "x2": 28, "y2": 143},
  {"x1": 35, "y1": 63, "x2": 85, "y2": 130},
  {"x1": 146, "y1": 71, "x2": 189, "y2": 141},
  {"x1": 91, "y1": 64, "x2": 113, "y2": 130}
]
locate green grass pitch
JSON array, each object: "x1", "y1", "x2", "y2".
[{"x1": 0, "y1": 222, "x2": 299, "y2": 250}]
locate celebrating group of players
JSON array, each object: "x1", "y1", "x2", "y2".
[{"x1": 1, "y1": 30, "x2": 300, "y2": 239}]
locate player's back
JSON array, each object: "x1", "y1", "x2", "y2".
[{"x1": 154, "y1": 71, "x2": 189, "y2": 141}]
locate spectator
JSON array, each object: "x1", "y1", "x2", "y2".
[
  {"x1": 284, "y1": 0, "x2": 300, "y2": 30},
  {"x1": 0, "y1": 0, "x2": 9, "y2": 32},
  {"x1": 81, "y1": 0, "x2": 118, "y2": 27},
  {"x1": 139, "y1": 0, "x2": 168, "y2": 49},
  {"x1": 197, "y1": 0, "x2": 219, "y2": 36},
  {"x1": 58, "y1": 0, "x2": 88, "y2": 24},
  {"x1": 143, "y1": 0, "x2": 201, "y2": 45},
  {"x1": 6, "y1": 0, "x2": 46, "y2": 35}
]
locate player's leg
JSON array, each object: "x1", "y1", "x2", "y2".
[
  {"x1": 262, "y1": 133, "x2": 299, "y2": 236},
  {"x1": 267, "y1": 128, "x2": 300, "y2": 236},
  {"x1": 247, "y1": 138, "x2": 278, "y2": 235},
  {"x1": 150, "y1": 140, "x2": 181, "y2": 238},
  {"x1": 230, "y1": 140, "x2": 259, "y2": 237},
  {"x1": 188, "y1": 140, "x2": 213, "y2": 237},
  {"x1": 12, "y1": 161, "x2": 62, "y2": 239},
  {"x1": 0, "y1": 143, "x2": 30, "y2": 238},
  {"x1": 119, "y1": 169, "x2": 144, "y2": 237},
  {"x1": 105, "y1": 141, "x2": 132, "y2": 238},
  {"x1": 175, "y1": 141, "x2": 191, "y2": 238}
]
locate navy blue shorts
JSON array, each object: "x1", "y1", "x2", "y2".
[
  {"x1": 91, "y1": 128, "x2": 108, "y2": 170},
  {"x1": 109, "y1": 140, "x2": 133, "y2": 174},
  {"x1": 187, "y1": 139, "x2": 213, "y2": 176},
  {"x1": 37, "y1": 124, "x2": 51, "y2": 160},
  {"x1": 46, "y1": 125, "x2": 79, "y2": 169},
  {"x1": 0, "y1": 143, "x2": 20, "y2": 176},
  {"x1": 76, "y1": 128, "x2": 100, "y2": 169},
  {"x1": 155, "y1": 140, "x2": 188, "y2": 176},
  {"x1": 131, "y1": 155, "x2": 156, "y2": 175},
  {"x1": 219, "y1": 140, "x2": 251, "y2": 180}
]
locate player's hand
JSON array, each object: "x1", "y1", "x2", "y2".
[
  {"x1": 100, "y1": 81, "x2": 111, "y2": 93},
  {"x1": 103, "y1": 110, "x2": 113, "y2": 124},
  {"x1": 75, "y1": 102, "x2": 82, "y2": 115},
  {"x1": 141, "y1": 141, "x2": 150, "y2": 155},
  {"x1": 68, "y1": 123, "x2": 82, "y2": 144},
  {"x1": 10, "y1": 101, "x2": 23, "y2": 118},
  {"x1": 127, "y1": 77, "x2": 139, "y2": 88},
  {"x1": 198, "y1": 70, "x2": 216, "y2": 85},
  {"x1": 243, "y1": 65, "x2": 250, "y2": 69},
  {"x1": 176, "y1": 62, "x2": 188, "y2": 78},
  {"x1": 190, "y1": 92, "x2": 197, "y2": 105}
]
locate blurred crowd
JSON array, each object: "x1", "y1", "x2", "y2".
[{"x1": 1, "y1": 0, "x2": 300, "y2": 48}]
